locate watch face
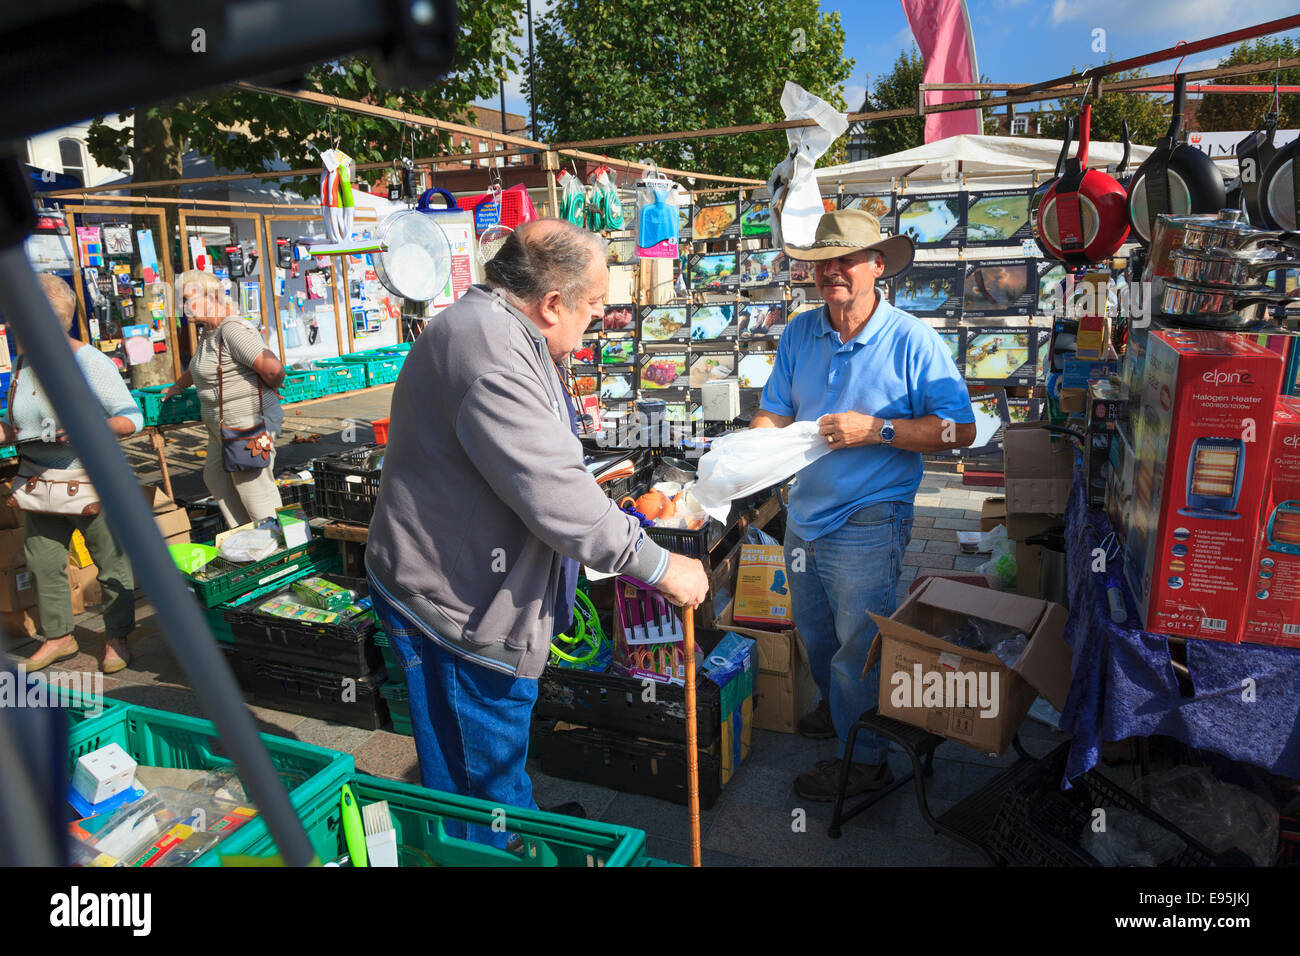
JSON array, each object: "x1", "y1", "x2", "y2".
[{"x1": 881, "y1": 422, "x2": 895, "y2": 442}]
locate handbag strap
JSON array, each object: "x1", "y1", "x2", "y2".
[
  {"x1": 6, "y1": 353, "x2": 21, "y2": 434},
  {"x1": 216, "y1": 319, "x2": 263, "y2": 428}
]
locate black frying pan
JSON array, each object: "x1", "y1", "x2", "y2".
[
  {"x1": 1126, "y1": 74, "x2": 1226, "y2": 245},
  {"x1": 1236, "y1": 111, "x2": 1279, "y2": 227},
  {"x1": 1258, "y1": 135, "x2": 1300, "y2": 232}
]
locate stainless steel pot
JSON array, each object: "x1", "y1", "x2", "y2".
[
  {"x1": 1170, "y1": 246, "x2": 1300, "y2": 289},
  {"x1": 1160, "y1": 278, "x2": 1299, "y2": 329},
  {"x1": 654, "y1": 456, "x2": 698, "y2": 484},
  {"x1": 1177, "y1": 208, "x2": 1299, "y2": 254}
]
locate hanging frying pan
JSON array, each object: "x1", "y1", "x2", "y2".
[
  {"x1": 1235, "y1": 111, "x2": 1279, "y2": 227},
  {"x1": 1035, "y1": 103, "x2": 1131, "y2": 265},
  {"x1": 308, "y1": 204, "x2": 452, "y2": 302},
  {"x1": 1258, "y1": 136, "x2": 1300, "y2": 232},
  {"x1": 1126, "y1": 73, "x2": 1226, "y2": 245},
  {"x1": 1030, "y1": 116, "x2": 1074, "y2": 258}
]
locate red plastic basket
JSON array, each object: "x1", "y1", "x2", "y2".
[{"x1": 372, "y1": 417, "x2": 390, "y2": 445}]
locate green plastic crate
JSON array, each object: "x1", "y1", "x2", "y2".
[
  {"x1": 133, "y1": 386, "x2": 202, "y2": 426},
  {"x1": 379, "y1": 681, "x2": 411, "y2": 735},
  {"x1": 183, "y1": 537, "x2": 338, "y2": 608},
  {"x1": 241, "y1": 772, "x2": 647, "y2": 867},
  {"x1": 315, "y1": 363, "x2": 366, "y2": 394},
  {"x1": 280, "y1": 370, "x2": 321, "y2": 405},
  {"x1": 67, "y1": 704, "x2": 354, "y2": 866},
  {"x1": 373, "y1": 632, "x2": 406, "y2": 687},
  {"x1": 41, "y1": 683, "x2": 132, "y2": 728},
  {"x1": 198, "y1": 549, "x2": 343, "y2": 644},
  {"x1": 378, "y1": 343, "x2": 413, "y2": 355},
  {"x1": 334, "y1": 354, "x2": 401, "y2": 387},
  {"x1": 0, "y1": 443, "x2": 16, "y2": 461}
]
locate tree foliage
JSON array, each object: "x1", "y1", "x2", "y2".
[
  {"x1": 1038, "y1": 66, "x2": 1172, "y2": 147},
  {"x1": 86, "y1": 0, "x2": 526, "y2": 196},
  {"x1": 859, "y1": 47, "x2": 926, "y2": 156},
  {"x1": 1196, "y1": 37, "x2": 1300, "y2": 132},
  {"x1": 528, "y1": 0, "x2": 854, "y2": 180}
]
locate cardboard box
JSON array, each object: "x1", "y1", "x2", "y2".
[
  {"x1": 154, "y1": 507, "x2": 191, "y2": 539},
  {"x1": 1003, "y1": 423, "x2": 1074, "y2": 516},
  {"x1": 980, "y1": 497, "x2": 1007, "y2": 532},
  {"x1": 164, "y1": 530, "x2": 192, "y2": 546},
  {"x1": 0, "y1": 527, "x2": 26, "y2": 570},
  {"x1": 714, "y1": 600, "x2": 817, "y2": 734},
  {"x1": 866, "y1": 578, "x2": 1072, "y2": 756},
  {"x1": 0, "y1": 481, "x2": 21, "y2": 530},
  {"x1": 1, "y1": 606, "x2": 40, "y2": 639},
  {"x1": 1243, "y1": 396, "x2": 1300, "y2": 647},
  {"x1": 141, "y1": 485, "x2": 176, "y2": 515},
  {"x1": 69, "y1": 561, "x2": 100, "y2": 608},
  {"x1": 733, "y1": 543, "x2": 792, "y2": 626},
  {"x1": 1125, "y1": 331, "x2": 1283, "y2": 642},
  {"x1": 0, "y1": 566, "x2": 37, "y2": 612},
  {"x1": 70, "y1": 574, "x2": 84, "y2": 615},
  {"x1": 1058, "y1": 388, "x2": 1087, "y2": 414}
]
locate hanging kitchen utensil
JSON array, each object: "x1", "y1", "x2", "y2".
[
  {"x1": 307, "y1": 208, "x2": 452, "y2": 303},
  {"x1": 1258, "y1": 129, "x2": 1300, "y2": 232},
  {"x1": 1035, "y1": 101, "x2": 1130, "y2": 265},
  {"x1": 1126, "y1": 73, "x2": 1226, "y2": 245},
  {"x1": 476, "y1": 182, "x2": 513, "y2": 265},
  {"x1": 1030, "y1": 116, "x2": 1074, "y2": 259},
  {"x1": 1235, "y1": 103, "x2": 1278, "y2": 227},
  {"x1": 319, "y1": 147, "x2": 356, "y2": 244},
  {"x1": 1177, "y1": 208, "x2": 1300, "y2": 254}
]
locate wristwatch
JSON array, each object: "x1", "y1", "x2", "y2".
[{"x1": 879, "y1": 419, "x2": 895, "y2": 445}]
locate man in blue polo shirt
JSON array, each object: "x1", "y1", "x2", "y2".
[{"x1": 752, "y1": 209, "x2": 975, "y2": 800}]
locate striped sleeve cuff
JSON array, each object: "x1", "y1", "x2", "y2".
[{"x1": 621, "y1": 533, "x2": 670, "y2": 586}]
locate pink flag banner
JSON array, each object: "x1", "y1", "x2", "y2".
[{"x1": 901, "y1": 0, "x2": 982, "y2": 143}]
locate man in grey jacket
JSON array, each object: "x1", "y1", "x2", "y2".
[{"x1": 366, "y1": 219, "x2": 708, "y2": 845}]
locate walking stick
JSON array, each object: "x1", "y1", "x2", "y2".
[{"x1": 683, "y1": 603, "x2": 701, "y2": 867}]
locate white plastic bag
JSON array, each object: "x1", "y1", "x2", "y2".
[
  {"x1": 692, "y1": 422, "x2": 830, "y2": 522},
  {"x1": 766, "y1": 82, "x2": 848, "y2": 249},
  {"x1": 219, "y1": 529, "x2": 279, "y2": 564}
]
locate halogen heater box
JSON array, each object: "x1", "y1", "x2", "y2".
[
  {"x1": 1243, "y1": 396, "x2": 1300, "y2": 647},
  {"x1": 1123, "y1": 331, "x2": 1283, "y2": 642}
]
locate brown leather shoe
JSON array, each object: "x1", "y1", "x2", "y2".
[
  {"x1": 797, "y1": 699, "x2": 836, "y2": 740},
  {"x1": 25, "y1": 637, "x2": 80, "y2": 672},
  {"x1": 794, "y1": 759, "x2": 893, "y2": 802}
]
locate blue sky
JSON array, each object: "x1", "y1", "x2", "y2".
[{"x1": 478, "y1": 0, "x2": 1300, "y2": 128}]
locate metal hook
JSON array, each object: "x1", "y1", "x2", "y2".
[{"x1": 1172, "y1": 39, "x2": 1188, "y2": 77}]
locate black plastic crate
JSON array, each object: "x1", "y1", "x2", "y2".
[
  {"x1": 536, "y1": 723, "x2": 722, "y2": 810},
  {"x1": 312, "y1": 444, "x2": 385, "y2": 523},
  {"x1": 181, "y1": 499, "x2": 226, "y2": 545},
  {"x1": 277, "y1": 480, "x2": 318, "y2": 518},
  {"x1": 985, "y1": 742, "x2": 1220, "y2": 867},
  {"x1": 222, "y1": 647, "x2": 388, "y2": 730},
  {"x1": 535, "y1": 666, "x2": 721, "y2": 748},
  {"x1": 224, "y1": 574, "x2": 379, "y2": 676}
]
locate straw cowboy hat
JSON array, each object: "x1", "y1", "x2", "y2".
[{"x1": 784, "y1": 208, "x2": 915, "y2": 279}]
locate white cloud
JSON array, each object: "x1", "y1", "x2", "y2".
[{"x1": 1050, "y1": 0, "x2": 1299, "y2": 33}]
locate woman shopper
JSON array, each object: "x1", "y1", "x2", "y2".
[
  {"x1": 1, "y1": 275, "x2": 143, "y2": 673},
  {"x1": 164, "y1": 270, "x2": 285, "y2": 529}
]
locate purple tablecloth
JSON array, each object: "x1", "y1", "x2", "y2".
[{"x1": 1060, "y1": 448, "x2": 1300, "y2": 782}]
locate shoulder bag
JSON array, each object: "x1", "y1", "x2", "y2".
[
  {"x1": 4, "y1": 355, "x2": 102, "y2": 516},
  {"x1": 217, "y1": 321, "x2": 275, "y2": 472}
]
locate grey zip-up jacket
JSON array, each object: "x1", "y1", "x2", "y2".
[{"x1": 365, "y1": 285, "x2": 669, "y2": 679}]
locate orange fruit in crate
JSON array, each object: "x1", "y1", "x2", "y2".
[{"x1": 634, "y1": 490, "x2": 673, "y2": 520}]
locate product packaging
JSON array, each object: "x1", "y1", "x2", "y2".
[{"x1": 1242, "y1": 396, "x2": 1300, "y2": 647}]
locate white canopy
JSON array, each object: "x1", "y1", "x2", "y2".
[{"x1": 816, "y1": 134, "x2": 1238, "y2": 191}]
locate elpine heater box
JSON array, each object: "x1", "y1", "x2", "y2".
[
  {"x1": 1123, "y1": 331, "x2": 1282, "y2": 642},
  {"x1": 1180, "y1": 437, "x2": 1246, "y2": 519},
  {"x1": 1244, "y1": 396, "x2": 1300, "y2": 648}
]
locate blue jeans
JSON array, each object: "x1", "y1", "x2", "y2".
[
  {"x1": 369, "y1": 583, "x2": 538, "y2": 848},
  {"x1": 784, "y1": 501, "x2": 914, "y2": 766}
]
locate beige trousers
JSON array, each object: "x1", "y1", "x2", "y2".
[{"x1": 203, "y1": 423, "x2": 282, "y2": 528}]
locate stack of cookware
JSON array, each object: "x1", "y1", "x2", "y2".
[{"x1": 1151, "y1": 209, "x2": 1300, "y2": 330}]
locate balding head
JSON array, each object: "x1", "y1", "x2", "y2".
[{"x1": 485, "y1": 218, "x2": 607, "y2": 311}]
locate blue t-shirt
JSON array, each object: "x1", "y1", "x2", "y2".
[{"x1": 760, "y1": 295, "x2": 974, "y2": 540}]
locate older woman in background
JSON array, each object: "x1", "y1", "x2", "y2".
[
  {"x1": 1, "y1": 275, "x2": 142, "y2": 673},
  {"x1": 165, "y1": 270, "x2": 285, "y2": 529}
]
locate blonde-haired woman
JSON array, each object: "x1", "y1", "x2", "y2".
[
  {"x1": 164, "y1": 270, "x2": 285, "y2": 528},
  {"x1": 0, "y1": 274, "x2": 142, "y2": 673}
]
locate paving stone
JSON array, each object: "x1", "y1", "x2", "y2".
[
  {"x1": 933, "y1": 517, "x2": 981, "y2": 531},
  {"x1": 291, "y1": 719, "x2": 377, "y2": 755},
  {"x1": 909, "y1": 526, "x2": 951, "y2": 541},
  {"x1": 645, "y1": 835, "x2": 761, "y2": 867},
  {"x1": 354, "y1": 731, "x2": 421, "y2": 783},
  {"x1": 911, "y1": 516, "x2": 936, "y2": 528},
  {"x1": 903, "y1": 552, "x2": 955, "y2": 569},
  {"x1": 924, "y1": 539, "x2": 961, "y2": 555},
  {"x1": 953, "y1": 553, "x2": 990, "y2": 571},
  {"x1": 601, "y1": 791, "x2": 724, "y2": 844},
  {"x1": 704, "y1": 802, "x2": 829, "y2": 866},
  {"x1": 906, "y1": 538, "x2": 926, "y2": 552}
]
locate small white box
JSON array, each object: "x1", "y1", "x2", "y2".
[
  {"x1": 701, "y1": 380, "x2": 740, "y2": 421},
  {"x1": 72, "y1": 743, "x2": 138, "y2": 805}
]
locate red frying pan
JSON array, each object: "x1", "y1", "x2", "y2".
[{"x1": 1035, "y1": 103, "x2": 1130, "y2": 265}]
